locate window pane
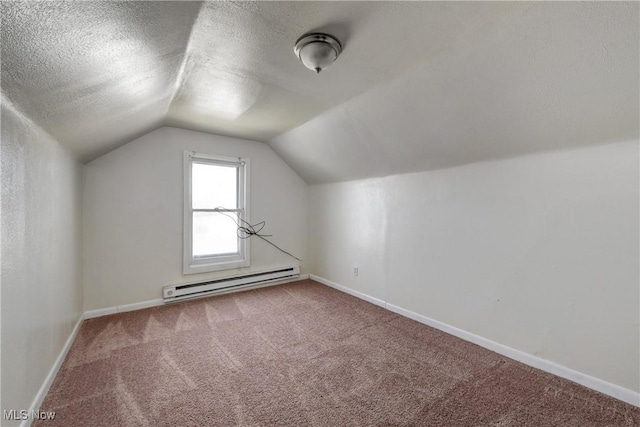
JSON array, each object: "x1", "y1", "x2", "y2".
[
  {"x1": 192, "y1": 212, "x2": 238, "y2": 257},
  {"x1": 192, "y1": 162, "x2": 237, "y2": 209}
]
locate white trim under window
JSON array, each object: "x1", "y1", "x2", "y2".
[{"x1": 183, "y1": 151, "x2": 250, "y2": 274}]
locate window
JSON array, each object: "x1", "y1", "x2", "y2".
[{"x1": 183, "y1": 152, "x2": 249, "y2": 274}]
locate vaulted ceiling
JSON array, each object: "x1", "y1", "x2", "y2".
[{"x1": 2, "y1": 2, "x2": 638, "y2": 183}]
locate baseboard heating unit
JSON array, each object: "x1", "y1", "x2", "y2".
[{"x1": 163, "y1": 266, "x2": 300, "y2": 303}]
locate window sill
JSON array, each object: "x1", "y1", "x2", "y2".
[{"x1": 183, "y1": 258, "x2": 250, "y2": 275}]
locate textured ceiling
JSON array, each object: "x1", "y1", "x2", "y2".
[
  {"x1": 270, "y1": 2, "x2": 639, "y2": 183},
  {"x1": 2, "y1": 1, "x2": 526, "y2": 161},
  {"x1": 1, "y1": 1, "x2": 200, "y2": 160},
  {"x1": 1, "y1": 2, "x2": 638, "y2": 180}
]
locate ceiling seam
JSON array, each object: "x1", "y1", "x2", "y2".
[
  {"x1": 162, "y1": 1, "x2": 206, "y2": 120},
  {"x1": 1, "y1": 94, "x2": 81, "y2": 160}
]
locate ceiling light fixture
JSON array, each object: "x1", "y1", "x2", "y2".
[{"x1": 294, "y1": 33, "x2": 342, "y2": 74}]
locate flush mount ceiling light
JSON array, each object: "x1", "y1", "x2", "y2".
[{"x1": 294, "y1": 33, "x2": 342, "y2": 74}]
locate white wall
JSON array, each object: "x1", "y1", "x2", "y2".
[
  {"x1": 83, "y1": 127, "x2": 308, "y2": 311},
  {"x1": 1, "y1": 99, "x2": 83, "y2": 424},
  {"x1": 309, "y1": 140, "x2": 639, "y2": 393}
]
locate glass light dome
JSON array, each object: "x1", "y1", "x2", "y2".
[{"x1": 294, "y1": 33, "x2": 342, "y2": 74}]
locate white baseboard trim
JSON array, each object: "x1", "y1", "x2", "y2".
[
  {"x1": 83, "y1": 298, "x2": 164, "y2": 320},
  {"x1": 310, "y1": 275, "x2": 639, "y2": 408},
  {"x1": 22, "y1": 314, "x2": 84, "y2": 427},
  {"x1": 83, "y1": 274, "x2": 311, "y2": 320},
  {"x1": 310, "y1": 274, "x2": 385, "y2": 308},
  {"x1": 18, "y1": 272, "x2": 310, "y2": 426},
  {"x1": 385, "y1": 303, "x2": 639, "y2": 408}
]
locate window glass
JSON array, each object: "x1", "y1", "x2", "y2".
[
  {"x1": 191, "y1": 162, "x2": 237, "y2": 209},
  {"x1": 192, "y1": 211, "x2": 239, "y2": 257},
  {"x1": 184, "y1": 152, "x2": 249, "y2": 274}
]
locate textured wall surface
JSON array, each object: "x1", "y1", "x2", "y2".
[
  {"x1": 1, "y1": 99, "x2": 83, "y2": 425},
  {"x1": 1, "y1": 0, "x2": 638, "y2": 415},
  {"x1": 83, "y1": 127, "x2": 308, "y2": 311},
  {"x1": 309, "y1": 140, "x2": 640, "y2": 393}
]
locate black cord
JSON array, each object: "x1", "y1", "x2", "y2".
[{"x1": 213, "y1": 208, "x2": 302, "y2": 262}]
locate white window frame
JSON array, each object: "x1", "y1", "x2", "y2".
[{"x1": 183, "y1": 151, "x2": 250, "y2": 274}]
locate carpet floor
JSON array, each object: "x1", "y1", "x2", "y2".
[{"x1": 36, "y1": 279, "x2": 639, "y2": 426}]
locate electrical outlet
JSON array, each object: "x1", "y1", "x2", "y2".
[{"x1": 353, "y1": 267, "x2": 358, "y2": 277}]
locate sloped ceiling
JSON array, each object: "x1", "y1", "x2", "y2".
[
  {"x1": 2, "y1": 2, "x2": 638, "y2": 183},
  {"x1": 1, "y1": 1, "x2": 200, "y2": 160},
  {"x1": 270, "y1": 2, "x2": 640, "y2": 183}
]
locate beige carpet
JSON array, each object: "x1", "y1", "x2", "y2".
[{"x1": 36, "y1": 279, "x2": 639, "y2": 426}]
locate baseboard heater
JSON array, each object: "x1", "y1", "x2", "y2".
[{"x1": 163, "y1": 266, "x2": 300, "y2": 303}]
